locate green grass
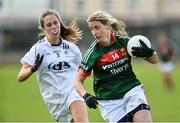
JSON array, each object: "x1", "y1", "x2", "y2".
[
  {"x1": 132, "y1": 61, "x2": 180, "y2": 122},
  {"x1": 0, "y1": 62, "x2": 180, "y2": 122}
]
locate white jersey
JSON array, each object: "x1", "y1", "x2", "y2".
[{"x1": 20, "y1": 37, "x2": 82, "y2": 120}]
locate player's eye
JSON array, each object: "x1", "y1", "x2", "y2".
[
  {"x1": 94, "y1": 26, "x2": 100, "y2": 30},
  {"x1": 53, "y1": 21, "x2": 58, "y2": 25},
  {"x1": 46, "y1": 23, "x2": 52, "y2": 27}
]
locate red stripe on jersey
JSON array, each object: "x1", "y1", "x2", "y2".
[
  {"x1": 78, "y1": 69, "x2": 91, "y2": 77},
  {"x1": 97, "y1": 48, "x2": 128, "y2": 66},
  {"x1": 111, "y1": 33, "x2": 116, "y2": 41}
]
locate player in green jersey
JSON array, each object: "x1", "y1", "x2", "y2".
[
  {"x1": 157, "y1": 32, "x2": 176, "y2": 90},
  {"x1": 75, "y1": 11, "x2": 158, "y2": 122}
]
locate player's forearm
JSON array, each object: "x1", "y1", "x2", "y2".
[
  {"x1": 74, "y1": 75, "x2": 87, "y2": 97},
  {"x1": 17, "y1": 67, "x2": 33, "y2": 82},
  {"x1": 145, "y1": 51, "x2": 158, "y2": 64}
]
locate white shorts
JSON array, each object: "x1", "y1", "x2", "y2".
[
  {"x1": 47, "y1": 89, "x2": 84, "y2": 123},
  {"x1": 98, "y1": 84, "x2": 149, "y2": 122},
  {"x1": 158, "y1": 61, "x2": 174, "y2": 72}
]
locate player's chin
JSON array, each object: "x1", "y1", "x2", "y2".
[
  {"x1": 96, "y1": 40, "x2": 103, "y2": 45},
  {"x1": 51, "y1": 33, "x2": 60, "y2": 38},
  {"x1": 96, "y1": 38, "x2": 103, "y2": 43}
]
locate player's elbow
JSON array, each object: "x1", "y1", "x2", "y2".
[
  {"x1": 150, "y1": 60, "x2": 157, "y2": 64},
  {"x1": 17, "y1": 77, "x2": 24, "y2": 82},
  {"x1": 151, "y1": 54, "x2": 158, "y2": 64},
  {"x1": 146, "y1": 58, "x2": 158, "y2": 64},
  {"x1": 146, "y1": 51, "x2": 158, "y2": 64},
  {"x1": 152, "y1": 58, "x2": 158, "y2": 64},
  {"x1": 17, "y1": 74, "x2": 25, "y2": 82}
]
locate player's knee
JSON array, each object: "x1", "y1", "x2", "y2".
[
  {"x1": 133, "y1": 110, "x2": 152, "y2": 122},
  {"x1": 74, "y1": 110, "x2": 88, "y2": 120}
]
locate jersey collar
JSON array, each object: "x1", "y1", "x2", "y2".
[
  {"x1": 111, "y1": 33, "x2": 116, "y2": 42},
  {"x1": 44, "y1": 37, "x2": 63, "y2": 47}
]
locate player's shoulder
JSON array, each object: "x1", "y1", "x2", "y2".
[
  {"x1": 82, "y1": 41, "x2": 97, "y2": 62},
  {"x1": 33, "y1": 38, "x2": 46, "y2": 47},
  {"x1": 28, "y1": 38, "x2": 45, "y2": 51},
  {"x1": 115, "y1": 34, "x2": 130, "y2": 45},
  {"x1": 85, "y1": 41, "x2": 97, "y2": 54},
  {"x1": 62, "y1": 38, "x2": 79, "y2": 50},
  {"x1": 115, "y1": 34, "x2": 130, "y2": 40},
  {"x1": 89, "y1": 41, "x2": 97, "y2": 49}
]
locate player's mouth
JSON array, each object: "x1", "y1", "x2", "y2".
[
  {"x1": 95, "y1": 36, "x2": 101, "y2": 41},
  {"x1": 52, "y1": 29, "x2": 58, "y2": 34}
]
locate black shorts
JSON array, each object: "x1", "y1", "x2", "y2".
[{"x1": 117, "y1": 103, "x2": 150, "y2": 122}]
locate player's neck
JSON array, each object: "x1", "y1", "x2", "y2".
[
  {"x1": 99, "y1": 38, "x2": 114, "y2": 47},
  {"x1": 47, "y1": 37, "x2": 61, "y2": 45}
]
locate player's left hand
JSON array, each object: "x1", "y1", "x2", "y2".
[
  {"x1": 83, "y1": 93, "x2": 98, "y2": 109},
  {"x1": 131, "y1": 40, "x2": 154, "y2": 58}
]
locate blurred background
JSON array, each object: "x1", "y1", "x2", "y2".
[{"x1": 0, "y1": 0, "x2": 180, "y2": 122}]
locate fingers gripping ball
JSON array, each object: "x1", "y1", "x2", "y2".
[{"x1": 127, "y1": 35, "x2": 152, "y2": 58}]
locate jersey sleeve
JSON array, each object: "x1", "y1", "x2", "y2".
[
  {"x1": 78, "y1": 44, "x2": 97, "y2": 77},
  {"x1": 20, "y1": 43, "x2": 42, "y2": 65},
  {"x1": 20, "y1": 45, "x2": 36, "y2": 65},
  {"x1": 117, "y1": 35, "x2": 130, "y2": 46}
]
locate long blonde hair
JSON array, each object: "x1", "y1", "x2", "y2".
[
  {"x1": 38, "y1": 9, "x2": 82, "y2": 44},
  {"x1": 87, "y1": 11, "x2": 127, "y2": 36}
]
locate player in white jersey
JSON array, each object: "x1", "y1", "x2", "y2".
[{"x1": 17, "y1": 9, "x2": 88, "y2": 122}]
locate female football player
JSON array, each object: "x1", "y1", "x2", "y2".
[
  {"x1": 75, "y1": 11, "x2": 158, "y2": 122},
  {"x1": 17, "y1": 9, "x2": 88, "y2": 122},
  {"x1": 157, "y1": 32, "x2": 176, "y2": 90}
]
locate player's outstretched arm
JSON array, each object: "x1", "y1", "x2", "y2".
[
  {"x1": 17, "y1": 54, "x2": 44, "y2": 82},
  {"x1": 17, "y1": 63, "x2": 34, "y2": 82}
]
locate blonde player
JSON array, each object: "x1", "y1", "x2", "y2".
[{"x1": 75, "y1": 11, "x2": 158, "y2": 122}]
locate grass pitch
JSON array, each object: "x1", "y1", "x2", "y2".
[{"x1": 0, "y1": 62, "x2": 180, "y2": 122}]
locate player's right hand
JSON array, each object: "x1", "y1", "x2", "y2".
[
  {"x1": 132, "y1": 40, "x2": 154, "y2": 58},
  {"x1": 31, "y1": 53, "x2": 44, "y2": 72},
  {"x1": 83, "y1": 93, "x2": 98, "y2": 109}
]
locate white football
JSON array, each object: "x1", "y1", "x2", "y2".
[{"x1": 127, "y1": 35, "x2": 151, "y2": 57}]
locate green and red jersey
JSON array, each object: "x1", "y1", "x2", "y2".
[{"x1": 79, "y1": 34, "x2": 141, "y2": 100}]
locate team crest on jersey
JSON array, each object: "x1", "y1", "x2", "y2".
[{"x1": 48, "y1": 61, "x2": 70, "y2": 72}]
